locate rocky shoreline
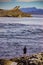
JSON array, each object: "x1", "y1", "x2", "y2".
[
  {"x1": 0, "y1": 52, "x2": 43, "y2": 65},
  {"x1": 0, "y1": 6, "x2": 31, "y2": 17}
]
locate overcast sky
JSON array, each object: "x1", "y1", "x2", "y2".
[
  {"x1": 17, "y1": 0, "x2": 43, "y2": 2},
  {"x1": 0, "y1": 0, "x2": 43, "y2": 9},
  {"x1": 0, "y1": 0, "x2": 11, "y2": 2},
  {"x1": 0, "y1": 0, "x2": 43, "y2": 2}
]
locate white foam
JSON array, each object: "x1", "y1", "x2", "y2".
[{"x1": 0, "y1": 17, "x2": 43, "y2": 25}]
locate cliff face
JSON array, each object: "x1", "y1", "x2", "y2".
[{"x1": 0, "y1": 6, "x2": 31, "y2": 17}]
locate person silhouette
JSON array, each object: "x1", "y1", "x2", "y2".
[{"x1": 23, "y1": 46, "x2": 27, "y2": 54}]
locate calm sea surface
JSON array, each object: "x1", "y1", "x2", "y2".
[{"x1": 0, "y1": 16, "x2": 43, "y2": 59}]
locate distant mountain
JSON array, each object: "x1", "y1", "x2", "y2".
[
  {"x1": 0, "y1": 6, "x2": 31, "y2": 17},
  {"x1": 20, "y1": 7, "x2": 43, "y2": 15}
]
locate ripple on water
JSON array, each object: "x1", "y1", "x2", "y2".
[{"x1": 0, "y1": 23, "x2": 43, "y2": 58}]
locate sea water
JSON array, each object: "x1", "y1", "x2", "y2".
[{"x1": 0, "y1": 16, "x2": 43, "y2": 59}]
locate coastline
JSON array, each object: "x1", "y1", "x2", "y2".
[{"x1": 0, "y1": 52, "x2": 43, "y2": 65}]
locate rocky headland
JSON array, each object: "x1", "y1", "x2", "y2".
[
  {"x1": 0, "y1": 6, "x2": 31, "y2": 17},
  {"x1": 0, "y1": 52, "x2": 43, "y2": 65}
]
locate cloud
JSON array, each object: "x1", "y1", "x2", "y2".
[
  {"x1": 0, "y1": 0, "x2": 11, "y2": 2},
  {"x1": 17, "y1": 0, "x2": 43, "y2": 2}
]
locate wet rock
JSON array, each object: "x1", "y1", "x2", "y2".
[
  {"x1": 0, "y1": 52, "x2": 43, "y2": 65},
  {"x1": 0, "y1": 59, "x2": 17, "y2": 65},
  {"x1": 28, "y1": 58, "x2": 41, "y2": 65}
]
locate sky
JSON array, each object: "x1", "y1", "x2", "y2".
[{"x1": 0, "y1": 0, "x2": 43, "y2": 9}]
